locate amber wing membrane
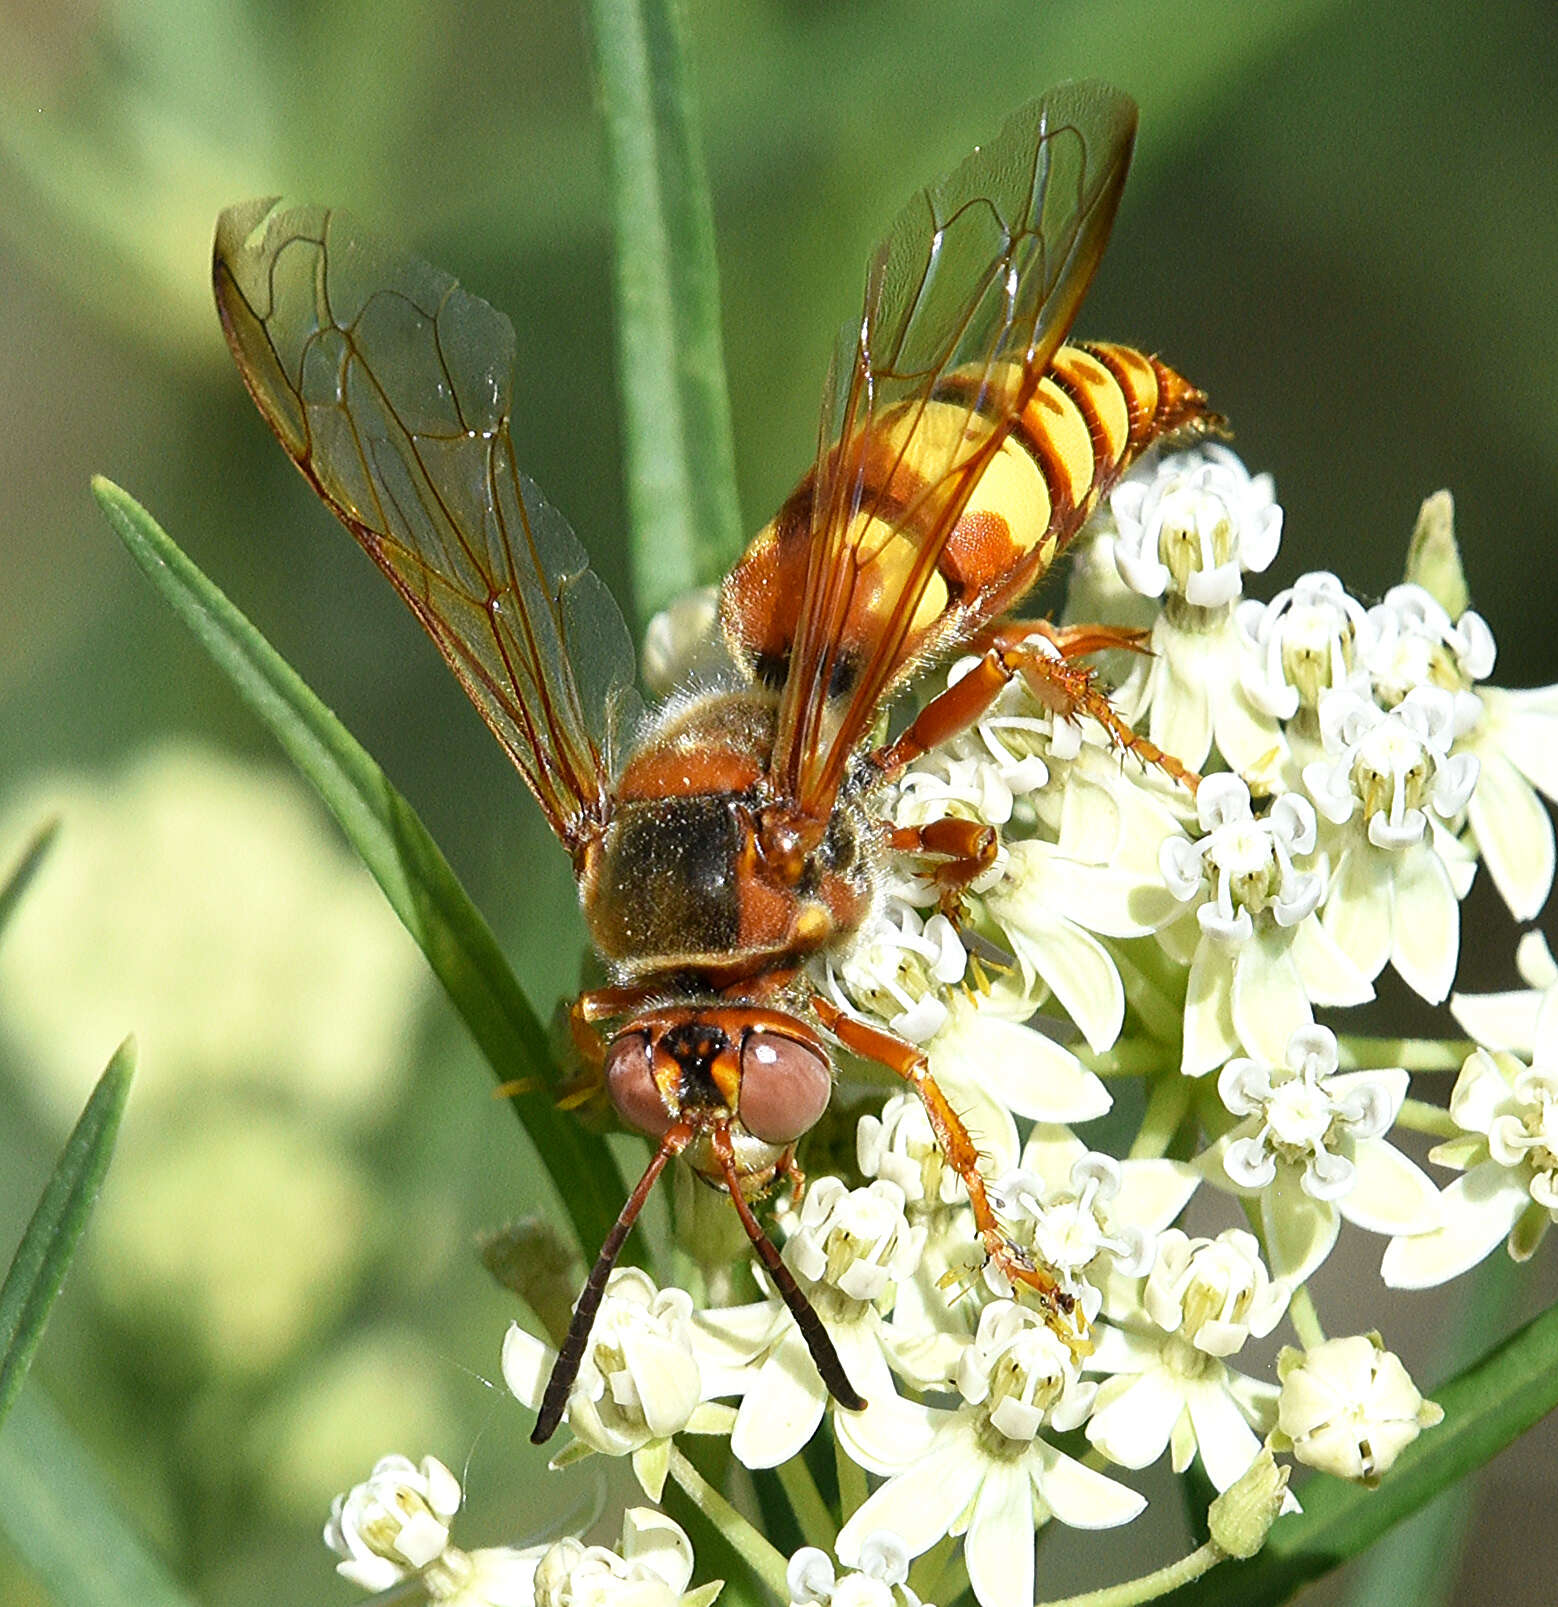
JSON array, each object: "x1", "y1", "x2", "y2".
[
  {"x1": 772, "y1": 82, "x2": 1138, "y2": 812},
  {"x1": 213, "y1": 199, "x2": 639, "y2": 852}
]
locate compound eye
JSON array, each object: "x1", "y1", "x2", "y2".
[
  {"x1": 605, "y1": 1031, "x2": 673, "y2": 1138},
  {"x1": 737, "y1": 1031, "x2": 831, "y2": 1145}
]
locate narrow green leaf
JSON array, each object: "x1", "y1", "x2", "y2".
[
  {"x1": 0, "y1": 1388, "x2": 195, "y2": 1607},
  {"x1": 0, "y1": 1038, "x2": 135, "y2": 1432},
  {"x1": 587, "y1": 0, "x2": 744, "y2": 616},
  {"x1": 0, "y1": 817, "x2": 59, "y2": 947},
  {"x1": 1163, "y1": 1293, "x2": 1558, "y2": 1604},
  {"x1": 92, "y1": 476, "x2": 627, "y2": 1259}
]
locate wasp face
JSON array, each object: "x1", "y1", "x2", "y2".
[{"x1": 604, "y1": 1006, "x2": 833, "y2": 1171}]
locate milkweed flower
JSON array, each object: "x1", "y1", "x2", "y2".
[
  {"x1": 1083, "y1": 1229, "x2": 1287, "y2": 1494},
  {"x1": 325, "y1": 1453, "x2": 557, "y2": 1605},
  {"x1": 1201, "y1": 1024, "x2": 1439, "y2": 1282},
  {"x1": 501, "y1": 1268, "x2": 730, "y2": 1498},
  {"x1": 1382, "y1": 1016, "x2": 1558, "y2": 1287},
  {"x1": 1303, "y1": 686, "x2": 1479, "y2": 1003},
  {"x1": 834, "y1": 1301, "x2": 1144, "y2": 1607},
  {"x1": 1158, "y1": 774, "x2": 1370, "y2": 1074},
  {"x1": 694, "y1": 1177, "x2": 927, "y2": 1471},
  {"x1": 1107, "y1": 444, "x2": 1285, "y2": 771},
  {"x1": 787, "y1": 1532, "x2": 927, "y2": 1607},
  {"x1": 1274, "y1": 1335, "x2": 1442, "y2": 1485}
]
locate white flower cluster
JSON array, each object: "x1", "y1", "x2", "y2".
[{"x1": 330, "y1": 458, "x2": 1556, "y2": 1607}]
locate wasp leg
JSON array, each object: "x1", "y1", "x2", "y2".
[
  {"x1": 552, "y1": 985, "x2": 663, "y2": 1111},
  {"x1": 885, "y1": 816, "x2": 999, "y2": 914},
  {"x1": 872, "y1": 622, "x2": 1198, "y2": 792},
  {"x1": 809, "y1": 994, "x2": 1070, "y2": 1322},
  {"x1": 775, "y1": 1147, "x2": 808, "y2": 1207}
]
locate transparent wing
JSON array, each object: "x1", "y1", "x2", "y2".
[
  {"x1": 213, "y1": 199, "x2": 640, "y2": 852},
  {"x1": 772, "y1": 82, "x2": 1137, "y2": 812}
]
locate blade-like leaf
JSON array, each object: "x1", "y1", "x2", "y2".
[
  {"x1": 0, "y1": 817, "x2": 59, "y2": 948},
  {"x1": 587, "y1": 0, "x2": 743, "y2": 615},
  {"x1": 0, "y1": 1388, "x2": 195, "y2": 1607},
  {"x1": 0, "y1": 1038, "x2": 135, "y2": 1431},
  {"x1": 1162, "y1": 1293, "x2": 1558, "y2": 1604},
  {"x1": 93, "y1": 476, "x2": 628, "y2": 1259}
]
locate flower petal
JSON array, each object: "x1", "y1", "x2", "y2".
[
  {"x1": 1085, "y1": 1369, "x2": 1182, "y2": 1469},
  {"x1": 1467, "y1": 752, "x2": 1554, "y2": 921},
  {"x1": 1182, "y1": 938, "x2": 1238, "y2": 1076},
  {"x1": 836, "y1": 1427, "x2": 982, "y2": 1565},
  {"x1": 1183, "y1": 1377, "x2": 1265, "y2": 1492},
  {"x1": 1029, "y1": 1439, "x2": 1147, "y2": 1529},
  {"x1": 1230, "y1": 930, "x2": 1313, "y2": 1064},
  {"x1": 963, "y1": 1460, "x2": 1037, "y2": 1607},
  {"x1": 934, "y1": 1004, "x2": 1109, "y2": 1124},
  {"x1": 1338, "y1": 1140, "x2": 1441, "y2": 1236},
  {"x1": 1261, "y1": 1169, "x2": 1340, "y2": 1283},
  {"x1": 1380, "y1": 1163, "x2": 1529, "y2": 1287},
  {"x1": 1390, "y1": 843, "x2": 1460, "y2": 1004},
  {"x1": 1003, "y1": 918, "x2": 1124, "y2": 1055},
  {"x1": 1290, "y1": 915, "x2": 1375, "y2": 1007},
  {"x1": 1323, "y1": 845, "x2": 1392, "y2": 983},
  {"x1": 729, "y1": 1326, "x2": 827, "y2": 1469}
]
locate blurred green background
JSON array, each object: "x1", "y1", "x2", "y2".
[{"x1": 0, "y1": 1, "x2": 1555, "y2": 1603}]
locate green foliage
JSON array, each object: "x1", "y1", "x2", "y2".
[
  {"x1": 93, "y1": 477, "x2": 628, "y2": 1260},
  {"x1": 0, "y1": 1040, "x2": 134, "y2": 1433},
  {"x1": 589, "y1": 0, "x2": 745, "y2": 612}
]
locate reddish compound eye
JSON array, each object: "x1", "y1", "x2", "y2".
[
  {"x1": 605, "y1": 1031, "x2": 673, "y2": 1138},
  {"x1": 737, "y1": 1031, "x2": 831, "y2": 1145}
]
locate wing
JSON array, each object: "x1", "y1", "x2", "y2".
[
  {"x1": 771, "y1": 82, "x2": 1137, "y2": 813},
  {"x1": 213, "y1": 198, "x2": 640, "y2": 854}
]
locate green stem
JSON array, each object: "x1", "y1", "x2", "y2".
[
  {"x1": 1287, "y1": 1284, "x2": 1326, "y2": 1350},
  {"x1": 1036, "y1": 1540, "x2": 1223, "y2": 1607},
  {"x1": 1334, "y1": 1035, "x2": 1473, "y2": 1073},
  {"x1": 1078, "y1": 1039, "x2": 1170, "y2": 1077},
  {"x1": 1396, "y1": 1097, "x2": 1459, "y2": 1138},
  {"x1": 667, "y1": 1444, "x2": 790, "y2": 1599},
  {"x1": 776, "y1": 1451, "x2": 836, "y2": 1550},
  {"x1": 834, "y1": 1431, "x2": 868, "y2": 1523},
  {"x1": 1108, "y1": 941, "x2": 1186, "y2": 1046},
  {"x1": 1129, "y1": 1072, "x2": 1193, "y2": 1160},
  {"x1": 914, "y1": 1533, "x2": 969, "y2": 1607}
]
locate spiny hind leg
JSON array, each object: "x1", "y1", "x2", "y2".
[
  {"x1": 873, "y1": 621, "x2": 1198, "y2": 792},
  {"x1": 809, "y1": 994, "x2": 1071, "y2": 1324}
]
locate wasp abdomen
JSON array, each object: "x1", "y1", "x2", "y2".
[{"x1": 720, "y1": 341, "x2": 1214, "y2": 694}]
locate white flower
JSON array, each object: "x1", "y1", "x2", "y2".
[
  {"x1": 1106, "y1": 446, "x2": 1286, "y2": 771},
  {"x1": 826, "y1": 901, "x2": 967, "y2": 1042},
  {"x1": 1159, "y1": 774, "x2": 1369, "y2": 1073},
  {"x1": 788, "y1": 1532, "x2": 925, "y2": 1607},
  {"x1": 695, "y1": 1178, "x2": 925, "y2": 1471},
  {"x1": 1202, "y1": 1025, "x2": 1439, "y2": 1282},
  {"x1": 1361, "y1": 583, "x2": 1493, "y2": 732},
  {"x1": 502, "y1": 1268, "x2": 725, "y2": 1498},
  {"x1": 534, "y1": 1509, "x2": 719, "y2": 1607},
  {"x1": 1382, "y1": 1024, "x2": 1558, "y2": 1287},
  {"x1": 836, "y1": 1302, "x2": 1144, "y2": 1607},
  {"x1": 1275, "y1": 1335, "x2": 1442, "y2": 1484},
  {"x1": 1084, "y1": 1230, "x2": 1286, "y2": 1494},
  {"x1": 325, "y1": 1453, "x2": 463, "y2": 1593},
  {"x1": 1237, "y1": 570, "x2": 1372, "y2": 727},
  {"x1": 996, "y1": 1125, "x2": 1199, "y2": 1323},
  {"x1": 1303, "y1": 687, "x2": 1478, "y2": 1002},
  {"x1": 1110, "y1": 444, "x2": 1282, "y2": 609}
]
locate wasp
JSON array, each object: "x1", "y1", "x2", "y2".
[{"x1": 212, "y1": 81, "x2": 1215, "y2": 1446}]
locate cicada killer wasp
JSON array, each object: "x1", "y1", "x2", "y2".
[{"x1": 212, "y1": 81, "x2": 1216, "y2": 1445}]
